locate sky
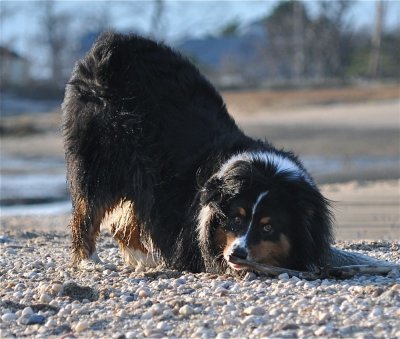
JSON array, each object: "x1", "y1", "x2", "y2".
[{"x1": 1, "y1": 0, "x2": 399, "y2": 78}]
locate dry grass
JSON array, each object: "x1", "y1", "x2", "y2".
[{"x1": 222, "y1": 84, "x2": 399, "y2": 116}]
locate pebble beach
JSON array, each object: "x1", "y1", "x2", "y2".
[
  {"x1": 1, "y1": 227, "x2": 399, "y2": 338},
  {"x1": 1, "y1": 93, "x2": 399, "y2": 337}
]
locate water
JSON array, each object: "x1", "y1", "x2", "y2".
[
  {"x1": 1, "y1": 154, "x2": 399, "y2": 216},
  {"x1": 1, "y1": 93, "x2": 61, "y2": 116}
]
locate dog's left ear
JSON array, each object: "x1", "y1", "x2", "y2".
[{"x1": 200, "y1": 176, "x2": 223, "y2": 205}]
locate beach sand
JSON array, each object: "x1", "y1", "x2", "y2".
[
  {"x1": 1, "y1": 87, "x2": 399, "y2": 338},
  {"x1": 1, "y1": 87, "x2": 399, "y2": 239}
]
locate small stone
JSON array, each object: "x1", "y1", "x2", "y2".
[
  {"x1": 390, "y1": 284, "x2": 400, "y2": 291},
  {"x1": 13, "y1": 291, "x2": 23, "y2": 299},
  {"x1": 141, "y1": 311, "x2": 153, "y2": 320},
  {"x1": 241, "y1": 315, "x2": 261, "y2": 326},
  {"x1": 22, "y1": 307, "x2": 34, "y2": 316},
  {"x1": 57, "y1": 308, "x2": 70, "y2": 317},
  {"x1": 74, "y1": 321, "x2": 90, "y2": 332},
  {"x1": 14, "y1": 283, "x2": 26, "y2": 291},
  {"x1": 45, "y1": 318, "x2": 57, "y2": 327},
  {"x1": 31, "y1": 260, "x2": 43, "y2": 269},
  {"x1": 63, "y1": 282, "x2": 97, "y2": 301},
  {"x1": 117, "y1": 309, "x2": 127, "y2": 317},
  {"x1": 0, "y1": 235, "x2": 12, "y2": 243},
  {"x1": 51, "y1": 283, "x2": 63, "y2": 294},
  {"x1": 314, "y1": 323, "x2": 333, "y2": 336},
  {"x1": 21, "y1": 314, "x2": 46, "y2": 325},
  {"x1": 5, "y1": 248, "x2": 17, "y2": 255},
  {"x1": 49, "y1": 300, "x2": 59, "y2": 308},
  {"x1": 162, "y1": 309, "x2": 174, "y2": 319},
  {"x1": 138, "y1": 288, "x2": 151, "y2": 298},
  {"x1": 278, "y1": 273, "x2": 289, "y2": 280},
  {"x1": 120, "y1": 295, "x2": 135, "y2": 302},
  {"x1": 149, "y1": 304, "x2": 163, "y2": 316},
  {"x1": 215, "y1": 287, "x2": 229, "y2": 296},
  {"x1": 179, "y1": 305, "x2": 194, "y2": 316},
  {"x1": 156, "y1": 321, "x2": 171, "y2": 331},
  {"x1": 2, "y1": 313, "x2": 17, "y2": 322},
  {"x1": 318, "y1": 312, "x2": 329, "y2": 323},
  {"x1": 290, "y1": 276, "x2": 301, "y2": 283},
  {"x1": 244, "y1": 272, "x2": 257, "y2": 281},
  {"x1": 244, "y1": 306, "x2": 266, "y2": 316},
  {"x1": 39, "y1": 293, "x2": 52, "y2": 303},
  {"x1": 126, "y1": 331, "x2": 137, "y2": 339}
]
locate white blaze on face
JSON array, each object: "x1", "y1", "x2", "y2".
[{"x1": 225, "y1": 191, "x2": 269, "y2": 269}]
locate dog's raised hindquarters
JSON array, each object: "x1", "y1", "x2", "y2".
[{"x1": 62, "y1": 32, "x2": 397, "y2": 275}]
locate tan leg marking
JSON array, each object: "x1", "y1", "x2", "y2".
[
  {"x1": 102, "y1": 199, "x2": 158, "y2": 268},
  {"x1": 70, "y1": 198, "x2": 103, "y2": 266}
]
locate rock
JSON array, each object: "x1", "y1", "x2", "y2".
[
  {"x1": 241, "y1": 315, "x2": 265, "y2": 326},
  {"x1": 141, "y1": 311, "x2": 153, "y2": 320},
  {"x1": 22, "y1": 307, "x2": 34, "y2": 316},
  {"x1": 244, "y1": 306, "x2": 266, "y2": 316},
  {"x1": 0, "y1": 235, "x2": 12, "y2": 243},
  {"x1": 278, "y1": 273, "x2": 290, "y2": 280},
  {"x1": 39, "y1": 293, "x2": 52, "y2": 303},
  {"x1": 51, "y1": 283, "x2": 63, "y2": 294},
  {"x1": 244, "y1": 272, "x2": 257, "y2": 281},
  {"x1": 14, "y1": 283, "x2": 25, "y2": 291},
  {"x1": 120, "y1": 295, "x2": 135, "y2": 302},
  {"x1": 138, "y1": 288, "x2": 151, "y2": 298},
  {"x1": 179, "y1": 305, "x2": 194, "y2": 316},
  {"x1": 126, "y1": 331, "x2": 138, "y2": 339},
  {"x1": 2, "y1": 313, "x2": 17, "y2": 322},
  {"x1": 156, "y1": 321, "x2": 171, "y2": 331},
  {"x1": 20, "y1": 314, "x2": 46, "y2": 325},
  {"x1": 74, "y1": 321, "x2": 90, "y2": 332},
  {"x1": 45, "y1": 318, "x2": 57, "y2": 327},
  {"x1": 62, "y1": 282, "x2": 97, "y2": 301}
]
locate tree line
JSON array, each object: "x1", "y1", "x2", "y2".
[
  {"x1": 1, "y1": 0, "x2": 398, "y2": 96},
  {"x1": 214, "y1": 0, "x2": 399, "y2": 87}
]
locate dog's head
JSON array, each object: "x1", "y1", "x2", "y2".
[{"x1": 197, "y1": 151, "x2": 333, "y2": 273}]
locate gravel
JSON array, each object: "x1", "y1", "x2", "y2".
[{"x1": 0, "y1": 229, "x2": 399, "y2": 338}]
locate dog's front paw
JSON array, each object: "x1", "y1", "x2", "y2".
[{"x1": 77, "y1": 252, "x2": 117, "y2": 271}]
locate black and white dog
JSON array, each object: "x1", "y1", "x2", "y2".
[{"x1": 62, "y1": 32, "x2": 333, "y2": 274}]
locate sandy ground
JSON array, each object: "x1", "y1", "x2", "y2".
[
  {"x1": 1, "y1": 87, "x2": 399, "y2": 338},
  {"x1": 1, "y1": 88, "x2": 399, "y2": 240}
]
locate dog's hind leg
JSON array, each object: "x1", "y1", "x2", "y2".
[
  {"x1": 69, "y1": 198, "x2": 104, "y2": 269},
  {"x1": 102, "y1": 199, "x2": 159, "y2": 272}
]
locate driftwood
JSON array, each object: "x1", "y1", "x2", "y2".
[{"x1": 229, "y1": 247, "x2": 399, "y2": 280}]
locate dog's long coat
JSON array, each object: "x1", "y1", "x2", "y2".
[{"x1": 62, "y1": 32, "x2": 333, "y2": 273}]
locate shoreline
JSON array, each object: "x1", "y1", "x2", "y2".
[{"x1": 2, "y1": 179, "x2": 398, "y2": 241}]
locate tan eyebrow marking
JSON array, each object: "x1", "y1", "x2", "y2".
[
  {"x1": 259, "y1": 217, "x2": 271, "y2": 225},
  {"x1": 238, "y1": 207, "x2": 246, "y2": 217}
]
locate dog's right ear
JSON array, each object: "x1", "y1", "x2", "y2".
[{"x1": 200, "y1": 176, "x2": 223, "y2": 205}]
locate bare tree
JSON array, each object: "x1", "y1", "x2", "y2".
[
  {"x1": 39, "y1": 0, "x2": 73, "y2": 85},
  {"x1": 292, "y1": 1, "x2": 305, "y2": 82},
  {"x1": 312, "y1": 0, "x2": 353, "y2": 79},
  {"x1": 369, "y1": 0, "x2": 386, "y2": 77},
  {"x1": 150, "y1": 0, "x2": 166, "y2": 40}
]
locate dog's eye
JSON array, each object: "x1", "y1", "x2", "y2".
[{"x1": 262, "y1": 224, "x2": 273, "y2": 234}]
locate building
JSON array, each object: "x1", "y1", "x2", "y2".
[{"x1": 0, "y1": 46, "x2": 30, "y2": 87}]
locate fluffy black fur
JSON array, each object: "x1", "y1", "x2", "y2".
[{"x1": 62, "y1": 32, "x2": 333, "y2": 273}]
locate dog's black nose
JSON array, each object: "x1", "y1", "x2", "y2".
[{"x1": 231, "y1": 246, "x2": 248, "y2": 259}]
